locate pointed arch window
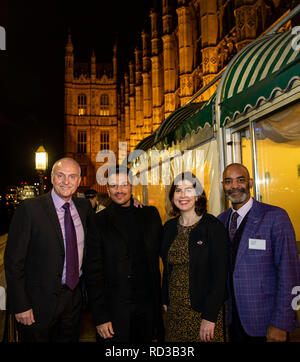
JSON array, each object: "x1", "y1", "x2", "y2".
[
  {"x1": 100, "y1": 94, "x2": 109, "y2": 116},
  {"x1": 78, "y1": 93, "x2": 87, "y2": 116},
  {"x1": 100, "y1": 131, "x2": 110, "y2": 150},
  {"x1": 77, "y1": 130, "x2": 87, "y2": 153}
]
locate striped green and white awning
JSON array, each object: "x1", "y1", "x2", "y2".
[
  {"x1": 153, "y1": 95, "x2": 215, "y2": 151},
  {"x1": 134, "y1": 95, "x2": 215, "y2": 152},
  {"x1": 154, "y1": 102, "x2": 206, "y2": 142},
  {"x1": 219, "y1": 29, "x2": 300, "y2": 126}
]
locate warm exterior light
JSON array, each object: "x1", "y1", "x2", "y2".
[{"x1": 35, "y1": 145, "x2": 48, "y2": 171}]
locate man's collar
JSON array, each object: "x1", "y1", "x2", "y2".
[
  {"x1": 231, "y1": 197, "x2": 253, "y2": 217},
  {"x1": 51, "y1": 188, "x2": 73, "y2": 209}
]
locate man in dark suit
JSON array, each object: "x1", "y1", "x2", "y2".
[
  {"x1": 84, "y1": 165, "x2": 163, "y2": 342},
  {"x1": 218, "y1": 163, "x2": 300, "y2": 342},
  {"x1": 4, "y1": 157, "x2": 96, "y2": 342}
]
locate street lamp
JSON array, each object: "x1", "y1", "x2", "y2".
[{"x1": 35, "y1": 145, "x2": 48, "y2": 195}]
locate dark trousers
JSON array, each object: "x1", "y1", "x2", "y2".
[
  {"x1": 18, "y1": 285, "x2": 82, "y2": 342},
  {"x1": 129, "y1": 302, "x2": 154, "y2": 343},
  {"x1": 97, "y1": 302, "x2": 154, "y2": 343}
]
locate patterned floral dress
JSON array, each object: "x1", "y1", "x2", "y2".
[{"x1": 165, "y1": 221, "x2": 225, "y2": 342}]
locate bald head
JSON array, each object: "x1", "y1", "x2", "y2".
[
  {"x1": 51, "y1": 157, "x2": 81, "y2": 201},
  {"x1": 51, "y1": 157, "x2": 81, "y2": 177},
  {"x1": 223, "y1": 163, "x2": 250, "y2": 180}
]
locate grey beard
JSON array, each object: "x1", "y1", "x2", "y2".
[{"x1": 226, "y1": 187, "x2": 250, "y2": 204}]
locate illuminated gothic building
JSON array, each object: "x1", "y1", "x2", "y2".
[{"x1": 64, "y1": 0, "x2": 296, "y2": 192}]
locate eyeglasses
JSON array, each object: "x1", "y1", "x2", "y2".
[
  {"x1": 222, "y1": 177, "x2": 249, "y2": 186},
  {"x1": 108, "y1": 183, "x2": 130, "y2": 189}
]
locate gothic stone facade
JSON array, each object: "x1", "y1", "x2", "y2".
[{"x1": 64, "y1": 0, "x2": 294, "y2": 192}]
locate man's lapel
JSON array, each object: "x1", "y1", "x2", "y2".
[
  {"x1": 42, "y1": 192, "x2": 65, "y2": 253},
  {"x1": 223, "y1": 208, "x2": 232, "y2": 228},
  {"x1": 235, "y1": 199, "x2": 262, "y2": 267}
]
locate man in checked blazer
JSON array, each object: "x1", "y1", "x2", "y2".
[
  {"x1": 218, "y1": 163, "x2": 300, "y2": 342},
  {"x1": 4, "y1": 157, "x2": 96, "y2": 342}
]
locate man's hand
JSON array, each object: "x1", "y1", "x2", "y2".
[
  {"x1": 133, "y1": 197, "x2": 145, "y2": 208},
  {"x1": 15, "y1": 309, "x2": 35, "y2": 325},
  {"x1": 96, "y1": 321, "x2": 115, "y2": 339},
  {"x1": 199, "y1": 319, "x2": 215, "y2": 342},
  {"x1": 266, "y1": 325, "x2": 287, "y2": 342}
]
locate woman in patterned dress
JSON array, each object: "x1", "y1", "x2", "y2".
[{"x1": 161, "y1": 172, "x2": 229, "y2": 342}]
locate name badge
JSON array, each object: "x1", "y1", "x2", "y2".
[{"x1": 248, "y1": 238, "x2": 266, "y2": 250}]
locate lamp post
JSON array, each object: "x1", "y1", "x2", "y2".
[{"x1": 35, "y1": 145, "x2": 48, "y2": 195}]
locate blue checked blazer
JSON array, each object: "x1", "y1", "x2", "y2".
[{"x1": 218, "y1": 198, "x2": 300, "y2": 336}]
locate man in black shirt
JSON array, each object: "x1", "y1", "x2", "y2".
[{"x1": 84, "y1": 166, "x2": 163, "y2": 342}]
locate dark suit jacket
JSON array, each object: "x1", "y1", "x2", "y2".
[
  {"x1": 161, "y1": 213, "x2": 229, "y2": 323},
  {"x1": 4, "y1": 191, "x2": 94, "y2": 328},
  {"x1": 84, "y1": 202, "x2": 163, "y2": 339}
]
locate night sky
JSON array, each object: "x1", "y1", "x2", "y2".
[{"x1": 0, "y1": 0, "x2": 154, "y2": 193}]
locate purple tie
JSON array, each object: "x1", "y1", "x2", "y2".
[
  {"x1": 229, "y1": 211, "x2": 239, "y2": 241},
  {"x1": 62, "y1": 202, "x2": 79, "y2": 290}
]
